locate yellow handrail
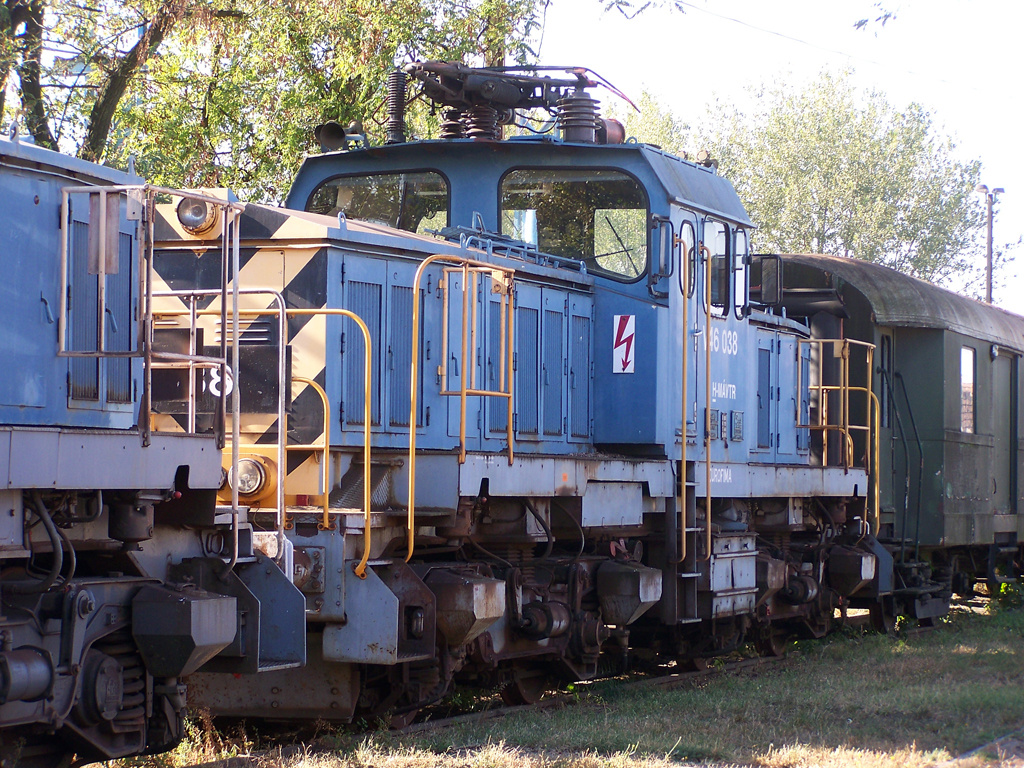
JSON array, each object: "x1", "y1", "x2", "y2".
[
  {"x1": 408, "y1": 254, "x2": 516, "y2": 563},
  {"x1": 291, "y1": 376, "x2": 331, "y2": 529},
  {"x1": 676, "y1": 239, "x2": 690, "y2": 565},
  {"x1": 702, "y1": 242, "x2": 712, "y2": 563},
  {"x1": 797, "y1": 338, "x2": 875, "y2": 471},
  {"x1": 153, "y1": 305, "x2": 374, "y2": 579},
  {"x1": 288, "y1": 309, "x2": 373, "y2": 580}
]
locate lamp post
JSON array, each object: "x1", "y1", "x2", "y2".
[{"x1": 976, "y1": 183, "x2": 1004, "y2": 304}]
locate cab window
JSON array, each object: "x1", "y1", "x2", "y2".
[
  {"x1": 706, "y1": 220, "x2": 729, "y2": 315},
  {"x1": 734, "y1": 229, "x2": 749, "y2": 318},
  {"x1": 679, "y1": 220, "x2": 696, "y2": 297},
  {"x1": 500, "y1": 168, "x2": 648, "y2": 282},
  {"x1": 305, "y1": 171, "x2": 449, "y2": 234}
]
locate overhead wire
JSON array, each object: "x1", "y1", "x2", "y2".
[{"x1": 672, "y1": 1, "x2": 963, "y2": 89}]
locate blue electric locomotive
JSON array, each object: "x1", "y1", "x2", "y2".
[{"x1": 145, "y1": 63, "x2": 916, "y2": 724}]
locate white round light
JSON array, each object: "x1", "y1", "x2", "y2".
[
  {"x1": 228, "y1": 458, "x2": 265, "y2": 496},
  {"x1": 176, "y1": 197, "x2": 219, "y2": 234}
]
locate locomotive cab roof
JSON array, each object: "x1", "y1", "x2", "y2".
[{"x1": 285, "y1": 63, "x2": 752, "y2": 250}]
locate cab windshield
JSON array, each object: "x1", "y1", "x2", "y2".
[
  {"x1": 305, "y1": 172, "x2": 448, "y2": 234},
  {"x1": 500, "y1": 168, "x2": 648, "y2": 281}
]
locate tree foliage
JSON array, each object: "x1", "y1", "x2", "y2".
[
  {"x1": 691, "y1": 71, "x2": 985, "y2": 286},
  {"x1": 606, "y1": 89, "x2": 687, "y2": 155},
  {"x1": 1, "y1": 0, "x2": 544, "y2": 198}
]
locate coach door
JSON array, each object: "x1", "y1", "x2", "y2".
[{"x1": 992, "y1": 351, "x2": 1017, "y2": 514}]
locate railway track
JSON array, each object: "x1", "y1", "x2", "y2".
[{"x1": 166, "y1": 612, "x2": 953, "y2": 768}]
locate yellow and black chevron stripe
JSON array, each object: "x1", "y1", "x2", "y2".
[{"x1": 151, "y1": 200, "x2": 337, "y2": 505}]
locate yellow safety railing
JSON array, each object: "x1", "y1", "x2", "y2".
[
  {"x1": 289, "y1": 376, "x2": 331, "y2": 527},
  {"x1": 797, "y1": 338, "x2": 879, "y2": 530},
  {"x1": 797, "y1": 338, "x2": 875, "y2": 472},
  {"x1": 151, "y1": 304, "x2": 374, "y2": 579},
  {"x1": 675, "y1": 237, "x2": 690, "y2": 565},
  {"x1": 702, "y1": 243, "x2": 713, "y2": 563},
  {"x1": 285, "y1": 309, "x2": 373, "y2": 580},
  {"x1": 408, "y1": 254, "x2": 516, "y2": 562}
]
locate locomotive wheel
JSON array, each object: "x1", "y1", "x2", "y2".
[
  {"x1": 754, "y1": 627, "x2": 789, "y2": 658},
  {"x1": 499, "y1": 666, "x2": 549, "y2": 705},
  {"x1": 388, "y1": 709, "x2": 420, "y2": 729},
  {"x1": 869, "y1": 603, "x2": 896, "y2": 635},
  {"x1": 676, "y1": 656, "x2": 710, "y2": 672}
]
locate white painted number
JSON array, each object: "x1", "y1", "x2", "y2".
[
  {"x1": 709, "y1": 328, "x2": 739, "y2": 356},
  {"x1": 207, "y1": 367, "x2": 234, "y2": 397}
]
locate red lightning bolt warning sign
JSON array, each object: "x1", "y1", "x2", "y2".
[{"x1": 613, "y1": 314, "x2": 635, "y2": 374}]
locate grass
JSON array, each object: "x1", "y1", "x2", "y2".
[{"x1": 112, "y1": 599, "x2": 1024, "y2": 768}]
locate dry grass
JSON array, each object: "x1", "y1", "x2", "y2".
[{"x1": 111, "y1": 599, "x2": 1024, "y2": 768}]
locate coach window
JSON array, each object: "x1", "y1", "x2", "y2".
[
  {"x1": 305, "y1": 171, "x2": 449, "y2": 234},
  {"x1": 960, "y1": 346, "x2": 976, "y2": 433},
  {"x1": 705, "y1": 220, "x2": 729, "y2": 316},
  {"x1": 733, "y1": 229, "x2": 749, "y2": 318},
  {"x1": 500, "y1": 168, "x2": 648, "y2": 281}
]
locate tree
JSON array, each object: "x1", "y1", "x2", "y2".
[
  {"x1": 606, "y1": 89, "x2": 687, "y2": 155},
  {"x1": 112, "y1": 0, "x2": 544, "y2": 198},
  {"x1": 690, "y1": 71, "x2": 985, "y2": 287},
  {"x1": 0, "y1": 0, "x2": 193, "y2": 154},
  {"x1": 1, "y1": 0, "x2": 544, "y2": 196}
]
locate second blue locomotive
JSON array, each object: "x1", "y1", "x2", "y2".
[{"x1": 153, "y1": 63, "x2": 921, "y2": 721}]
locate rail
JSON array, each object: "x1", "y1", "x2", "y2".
[
  {"x1": 286, "y1": 309, "x2": 372, "y2": 579},
  {"x1": 408, "y1": 254, "x2": 517, "y2": 562},
  {"x1": 797, "y1": 338, "x2": 878, "y2": 529}
]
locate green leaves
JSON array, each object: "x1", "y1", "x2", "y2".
[
  {"x1": 2, "y1": 0, "x2": 546, "y2": 199},
  {"x1": 694, "y1": 71, "x2": 984, "y2": 287}
]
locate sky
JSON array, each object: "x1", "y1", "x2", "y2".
[{"x1": 535, "y1": 0, "x2": 1024, "y2": 312}]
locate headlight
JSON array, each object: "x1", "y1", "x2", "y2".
[
  {"x1": 228, "y1": 458, "x2": 265, "y2": 496},
  {"x1": 176, "y1": 197, "x2": 219, "y2": 235}
]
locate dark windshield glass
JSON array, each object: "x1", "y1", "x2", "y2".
[
  {"x1": 500, "y1": 168, "x2": 648, "y2": 281},
  {"x1": 306, "y1": 172, "x2": 448, "y2": 234}
]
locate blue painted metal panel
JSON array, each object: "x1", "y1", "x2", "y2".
[
  {"x1": 69, "y1": 217, "x2": 99, "y2": 401},
  {"x1": 777, "y1": 333, "x2": 799, "y2": 460},
  {"x1": 342, "y1": 262, "x2": 383, "y2": 427},
  {"x1": 752, "y1": 330, "x2": 776, "y2": 464},
  {"x1": 568, "y1": 297, "x2": 592, "y2": 442},
  {"x1": 592, "y1": 296, "x2": 658, "y2": 445},
  {"x1": 542, "y1": 305, "x2": 564, "y2": 437},
  {"x1": 0, "y1": 139, "x2": 145, "y2": 432},
  {"x1": 444, "y1": 268, "x2": 469, "y2": 441},
  {"x1": 486, "y1": 294, "x2": 508, "y2": 435},
  {"x1": 106, "y1": 232, "x2": 134, "y2": 404},
  {"x1": 798, "y1": 345, "x2": 812, "y2": 452},
  {"x1": 757, "y1": 346, "x2": 771, "y2": 450},
  {"x1": 388, "y1": 284, "x2": 415, "y2": 428},
  {"x1": 515, "y1": 289, "x2": 541, "y2": 438}
]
